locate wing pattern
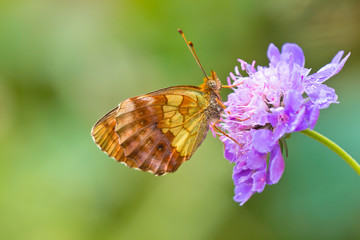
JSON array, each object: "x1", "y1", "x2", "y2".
[{"x1": 91, "y1": 86, "x2": 211, "y2": 175}]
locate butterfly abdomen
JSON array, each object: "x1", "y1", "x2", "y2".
[{"x1": 205, "y1": 91, "x2": 224, "y2": 123}]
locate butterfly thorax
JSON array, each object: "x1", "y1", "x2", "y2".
[{"x1": 201, "y1": 70, "x2": 224, "y2": 123}]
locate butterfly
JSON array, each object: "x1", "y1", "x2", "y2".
[{"x1": 91, "y1": 29, "x2": 237, "y2": 176}]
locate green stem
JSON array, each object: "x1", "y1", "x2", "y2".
[{"x1": 300, "y1": 129, "x2": 360, "y2": 176}]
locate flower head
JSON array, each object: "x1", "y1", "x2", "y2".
[{"x1": 221, "y1": 43, "x2": 350, "y2": 205}]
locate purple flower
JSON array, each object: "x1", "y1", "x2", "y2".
[{"x1": 221, "y1": 43, "x2": 350, "y2": 205}]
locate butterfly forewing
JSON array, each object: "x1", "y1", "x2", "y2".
[{"x1": 91, "y1": 86, "x2": 212, "y2": 175}]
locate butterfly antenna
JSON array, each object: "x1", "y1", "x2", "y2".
[{"x1": 178, "y1": 29, "x2": 209, "y2": 79}]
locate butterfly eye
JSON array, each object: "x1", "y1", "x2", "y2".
[{"x1": 208, "y1": 80, "x2": 217, "y2": 89}]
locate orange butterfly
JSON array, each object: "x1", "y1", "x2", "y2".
[{"x1": 91, "y1": 29, "x2": 237, "y2": 175}]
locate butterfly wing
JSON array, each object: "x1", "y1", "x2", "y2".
[{"x1": 91, "y1": 86, "x2": 211, "y2": 175}]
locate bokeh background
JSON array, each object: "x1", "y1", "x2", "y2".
[{"x1": 0, "y1": 0, "x2": 359, "y2": 239}]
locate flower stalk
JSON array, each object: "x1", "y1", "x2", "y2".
[{"x1": 300, "y1": 129, "x2": 360, "y2": 175}]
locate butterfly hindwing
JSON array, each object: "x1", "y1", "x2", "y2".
[
  {"x1": 91, "y1": 107, "x2": 125, "y2": 161},
  {"x1": 91, "y1": 86, "x2": 211, "y2": 175}
]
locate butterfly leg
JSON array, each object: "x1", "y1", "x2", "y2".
[
  {"x1": 215, "y1": 98, "x2": 227, "y2": 110},
  {"x1": 214, "y1": 98, "x2": 233, "y2": 117},
  {"x1": 222, "y1": 82, "x2": 243, "y2": 89},
  {"x1": 211, "y1": 119, "x2": 242, "y2": 147},
  {"x1": 215, "y1": 98, "x2": 250, "y2": 122}
]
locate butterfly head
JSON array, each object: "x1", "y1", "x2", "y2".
[{"x1": 204, "y1": 70, "x2": 222, "y2": 93}]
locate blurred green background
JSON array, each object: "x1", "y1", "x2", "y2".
[{"x1": 0, "y1": 0, "x2": 359, "y2": 239}]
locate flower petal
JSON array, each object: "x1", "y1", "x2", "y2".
[
  {"x1": 267, "y1": 144, "x2": 285, "y2": 185},
  {"x1": 305, "y1": 83, "x2": 338, "y2": 109},
  {"x1": 267, "y1": 43, "x2": 280, "y2": 65},
  {"x1": 224, "y1": 139, "x2": 237, "y2": 162},
  {"x1": 234, "y1": 182, "x2": 254, "y2": 205},
  {"x1": 331, "y1": 51, "x2": 344, "y2": 64},
  {"x1": 284, "y1": 90, "x2": 303, "y2": 113},
  {"x1": 233, "y1": 168, "x2": 251, "y2": 184},
  {"x1": 245, "y1": 150, "x2": 267, "y2": 170},
  {"x1": 252, "y1": 170, "x2": 267, "y2": 193},
  {"x1": 287, "y1": 106, "x2": 306, "y2": 132},
  {"x1": 281, "y1": 43, "x2": 305, "y2": 67},
  {"x1": 252, "y1": 129, "x2": 275, "y2": 153},
  {"x1": 306, "y1": 52, "x2": 350, "y2": 84},
  {"x1": 308, "y1": 104, "x2": 320, "y2": 129}
]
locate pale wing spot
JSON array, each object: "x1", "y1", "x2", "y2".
[
  {"x1": 163, "y1": 105, "x2": 177, "y2": 113},
  {"x1": 118, "y1": 98, "x2": 142, "y2": 115},
  {"x1": 163, "y1": 110, "x2": 176, "y2": 119},
  {"x1": 166, "y1": 95, "x2": 183, "y2": 107},
  {"x1": 172, "y1": 128, "x2": 190, "y2": 153},
  {"x1": 162, "y1": 127, "x2": 170, "y2": 133},
  {"x1": 170, "y1": 112, "x2": 184, "y2": 125},
  {"x1": 117, "y1": 100, "x2": 134, "y2": 116},
  {"x1": 184, "y1": 118, "x2": 199, "y2": 132},
  {"x1": 188, "y1": 107, "x2": 201, "y2": 116},
  {"x1": 184, "y1": 108, "x2": 201, "y2": 121},
  {"x1": 170, "y1": 126, "x2": 182, "y2": 136},
  {"x1": 159, "y1": 126, "x2": 169, "y2": 134},
  {"x1": 117, "y1": 96, "x2": 161, "y2": 116}
]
